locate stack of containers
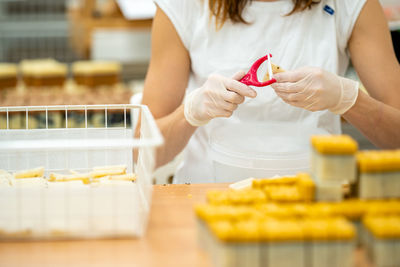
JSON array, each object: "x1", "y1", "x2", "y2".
[
  {"x1": 357, "y1": 150, "x2": 400, "y2": 199},
  {"x1": 195, "y1": 205, "x2": 356, "y2": 267},
  {"x1": 196, "y1": 186, "x2": 400, "y2": 266},
  {"x1": 310, "y1": 135, "x2": 358, "y2": 202},
  {"x1": 195, "y1": 173, "x2": 356, "y2": 267},
  {"x1": 196, "y1": 134, "x2": 400, "y2": 266},
  {"x1": 356, "y1": 150, "x2": 400, "y2": 266},
  {"x1": 251, "y1": 173, "x2": 315, "y2": 202}
]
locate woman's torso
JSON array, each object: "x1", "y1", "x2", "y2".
[{"x1": 160, "y1": 0, "x2": 362, "y2": 183}]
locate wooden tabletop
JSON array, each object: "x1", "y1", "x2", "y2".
[{"x1": 0, "y1": 184, "x2": 372, "y2": 267}]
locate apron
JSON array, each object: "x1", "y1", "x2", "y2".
[{"x1": 153, "y1": 0, "x2": 366, "y2": 183}]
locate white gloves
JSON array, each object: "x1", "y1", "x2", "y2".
[
  {"x1": 271, "y1": 67, "x2": 359, "y2": 115},
  {"x1": 184, "y1": 71, "x2": 256, "y2": 126}
]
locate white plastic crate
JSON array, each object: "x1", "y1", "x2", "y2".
[{"x1": 0, "y1": 104, "x2": 163, "y2": 240}]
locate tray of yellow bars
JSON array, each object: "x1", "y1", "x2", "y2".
[{"x1": 0, "y1": 104, "x2": 163, "y2": 240}]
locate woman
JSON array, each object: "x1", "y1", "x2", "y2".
[{"x1": 142, "y1": 0, "x2": 400, "y2": 183}]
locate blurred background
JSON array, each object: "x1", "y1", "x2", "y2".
[
  {"x1": 0, "y1": 0, "x2": 398, "y2": 79},
  {"x1": 0, "y1": 0, "x2": 154, "y2": 80}
]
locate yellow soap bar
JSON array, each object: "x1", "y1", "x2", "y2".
[
  {"x1": 206, "y1": 190, "x2": 230, "y2": 205},
  {"x1": 311, "y1": 135, "x2": 358, "y2": 155},
  {"x1": 14, "y1": 167, "x2": 45, "y2": 179},
  {"x1": 334, "y1": 199, "x2": 368, "y2": 220},
  {"x1": 253, "y1": 173, "x2": 315, "y2": 202},
  {"x1": 302, "y1": 217, "x2": 355, "y2": 241},
  {"x1": 252, "y1": 176, "x2": 298, "y2": 188},
  {"x1": 260, "y1": 219, "x2": 304, "y2": 242},
  {"x1": 357, "y1": 150, "x2": 400, "y2": 173},
  {"x1": 208, "y1": 220, "x2": 236, "y2": 242},
  {"x1": 208, "y1": 217, "x2": 354, "y2": 243},
  {"x1": 90, "y1": 168, "x2": 126, "y2": 178},
  {"x1": 297, "y1": 173, "x2": 315, "y2": 202},
  {"x1": 263, "y1": 63, "x2": 285, "y2": 81},
  {"x1": 108, "y1": 173, "x2": 136, "y2": 181},
  {"x1": 206, "y1": 189, "x2": 267, "y2": 205},
  {"x1": 195, "y1": 204, "x2": 259, "y2": 222},
  {"x1": 363, "y1": 216, "x2": 400, "y2": 239},
  {"x1": 234, "y1": 220, "x2": 261, "y2": 242},
  {"x1": 49, "y1": 173, "x2": 91, "y2": 184},
  {"x1": 265, "y1": 186, "x2": 302, "y2": 202}
]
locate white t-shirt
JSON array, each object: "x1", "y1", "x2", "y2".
[{"x1": 153, "y1": 0, "x2": 366, "y2": 183}]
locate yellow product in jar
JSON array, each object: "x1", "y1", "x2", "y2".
[
  {"x1": 206, "y1": 189, "x2": 267, "y2": 205},
  {"x1": 363, "y1": 216, "x2": 400, "y2": 239},
  {"x1": 311, "y1": 135, "x2": 358, "y2": 155},
  {"x1": 252, "y1": 176, "x2": 298, "y2": 188},
  {"x1": 357, "y1": 150, "x2": 400, "y2": 173},
  {"x1": 302, "y1": 217, "x2": 355, "y2": 241}
]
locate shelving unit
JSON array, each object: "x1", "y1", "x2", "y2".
[
  {"x1": 67, "y1": 0, "x2": 152, "y2": 80},
  {"x1": 0, "y1": 0, "x2": 79, "y2": 63}
]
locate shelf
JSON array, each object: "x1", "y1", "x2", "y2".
[
  {"x1": 0, "y1": 21, "x2": 68, "y2": 36},
  {"x1": 68, "y1": 8, "x2": 152, "y2": 59}
]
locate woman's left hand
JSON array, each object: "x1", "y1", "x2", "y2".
[{"x1": 271, "y1": 67, "x2": 359, "y2": 115}]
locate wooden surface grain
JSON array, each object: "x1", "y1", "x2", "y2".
[
  {"x1": 0, "y1": 184, "x2": 224, "y2": 267},
  {"x1": 0, "y1": 184, "x2": 372, "y2": 267}
]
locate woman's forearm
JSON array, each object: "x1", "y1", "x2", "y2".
[
  {"x1": 343, "y1": 90, "x2": 400, "y2": 148},
  {"x1": 155, "y1": 104, "x2": 197, "y2": 167}
]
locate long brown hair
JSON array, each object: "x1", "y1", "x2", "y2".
[{"x1": 209, "y1": 0, "x2": 320, "y2": 27}]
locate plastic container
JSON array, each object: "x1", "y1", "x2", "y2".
[
  {"x1": 0, "y1": 104, "x2": 163, "y2": 240},
  {"x1": 311, "y1": 150, "x2": 357, "y2": 184},
  {"x1": 209, "y1": 122, "x2": 328, "y2": 182},
  {"x1": 359, "y1": 172, "x2": 400, "y2": 199}
]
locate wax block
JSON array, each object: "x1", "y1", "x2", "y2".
[
  {"x1": 315, "y1": 181, "x2": 343, "y2": 202},
  {"x1": 311, "y1": 150, "x2": 356, "y2": 183},
  {"x1": 269, "y1": 242, "x2": 304, "y2": 267}
]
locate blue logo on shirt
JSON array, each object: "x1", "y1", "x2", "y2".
[{"x1": 323, "y1": 5, "x2": 335, "y2": 15}]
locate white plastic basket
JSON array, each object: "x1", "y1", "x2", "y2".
[{"x1": 0, "y1": 104, "x2": 163, "y2": 240}]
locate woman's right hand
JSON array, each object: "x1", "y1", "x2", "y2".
[{"x1": 184, "y1": 71, "x2": 257, "y2": 126}]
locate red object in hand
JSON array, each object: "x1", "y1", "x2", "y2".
[{"x1": 239, "y1": 53, "x2": 277, "y2": 87}]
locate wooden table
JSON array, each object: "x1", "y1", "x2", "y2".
[{"x1": 0, "y1": 184, "x2": 372, "y2": 267}]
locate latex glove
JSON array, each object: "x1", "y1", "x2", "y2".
[
  {"x1": 271, "y1": 67, "x2": 359, "y2": 115},
  {"x1": 184, "y1": 71, "x2": 257, "y2": 126}
]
